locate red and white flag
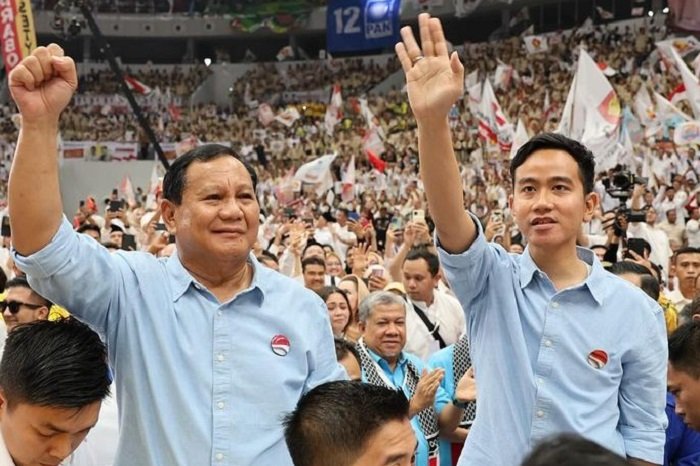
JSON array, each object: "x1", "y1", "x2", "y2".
[
  {"x1": 124, "y1": 76, "x2": 152, "y2": 95},
  {"x1": 633, "y1": 86, "x2": 657, "y2": 127},
  {"x1": 477, "y1": 79, "x2": 512, "y2": 150},
  {"x1": 293, "y1": 154, "x2": 337, "y2": 196},
  {"x1": 324, "y1": 85, "x2": 343, "y2": 136},
  {"x1": 494, "y1": 60, "x2": 514, "y2": 89},
  {"x1": 341, "y1": 156, "x2": 356, "y2": 203},
  {"x1": 274, "y1": 107, "x2": 301, "y2": 127},
  {"x1": 557, "y1": 48, "x2": 621, "y2": 171},
  {"x1": 119, "y1": 175, "x2": 137, "y2": 207},
  {"x1": 669, "y1": 83, "x2": 687, "y2": 106},
  {"x1": 597, "y1": 61, "x2": 617, "y2": 77},
  {"x1": 670, "y1": 47, "x2": 700, "y2": 118},
  {"x1": 523, "y1": 35, "x2": 549, "y2": 54}
]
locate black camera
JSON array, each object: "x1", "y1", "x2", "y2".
[{"x1": 601, "y1": 166, "x2": 648, "y2": 200}]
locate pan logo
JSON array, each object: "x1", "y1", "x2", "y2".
[{"x1": 365, "y1": 0, "x2": 395, "y2": 39}]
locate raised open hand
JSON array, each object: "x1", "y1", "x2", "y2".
[
  {"x1": 395, "y1": 13, "x2": 464, "y2": 122},
  {"x1": 9, "y1": 44, "x2": 77, "y2": 125}
]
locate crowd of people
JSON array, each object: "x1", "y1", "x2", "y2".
[{"x1": 0, "y1": 9, "x2": 699, "y2": 466}]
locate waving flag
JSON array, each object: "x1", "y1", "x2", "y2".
[
  {"x1": 324, "y1": 84, "x2": 343, "y2": 135},
  {"x1": 294, "y1": 154, "x2": 337, "y2": 196},
  {"x1": 557, "y1": 48, "x2": 621, "y2": 171}
]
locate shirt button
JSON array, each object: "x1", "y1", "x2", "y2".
[
  {"x1": 217, "y1": 401, "x2": 225, "y2": 409},
  {"x1": 217, "y1": 311, "x2": 222, "y2": 317},
  {"x1": 215, "y1": 453, "x2": 224, "y2": 461},
  {"x1": 216, "y1": 353, "x2": 224, "y2": 362},
  {"x1": 536, "y1": 410, "x2": 545, "y2": 418},
  {"x1": 544, "y1": 340, "x2": 552, "y2": 347},
  {"x1": 551, "y1": 302, "x2": 559, "y2": 308}
]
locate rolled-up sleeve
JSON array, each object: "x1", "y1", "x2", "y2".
[
  {"x1": 436, "y1": 213, "x2": 496, "y2": 315},
  {"x1": 618, "y1": 302, "x2": 668, "y2": 464},
  {"x1": 12, "y1": 216, "x2": 121, "y2": 335}
]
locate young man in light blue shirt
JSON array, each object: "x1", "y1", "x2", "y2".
[
  {"x1": 394, "y1": 13, "x2": 667, "y2": 466},
  {"x1": 7, "y1": 46, "x2": 345, "y2": 466}
]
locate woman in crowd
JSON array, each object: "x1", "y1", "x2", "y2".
[{"x1": 316, "y1": 286, "x2": 352, "y2": 338}]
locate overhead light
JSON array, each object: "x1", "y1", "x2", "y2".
[
  {"x1": 662, "y1": 7, "x2": 669, "y2": 13},
  {"x1": 204, "y1": 58, "x2": 212, "y2": 66},
  {"x1": 647, "y1": 10, "x2": 654, "y2": 16}
]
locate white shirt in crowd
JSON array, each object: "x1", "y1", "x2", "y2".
[
  {"x1": 404, "y1": 288, "x2": 466, "y2": 360},
  {"x1": 627, "y1": 222, "x2": 673, "y2": 275},
  {"x1": 686, "y1": 219, "x2": 700, "y2": 247},
  {"x1": 666, "y1": 287, "x2": 693, "y2": 311}
]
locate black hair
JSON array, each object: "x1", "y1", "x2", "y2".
[
  {"x1": 673, "y1": 247, "x2": 700, "y2": 264},
  {"x1": 76, "y1": 223, "x2": 101, "y2": 235},
  {"x1": 668, "y1": 321, "x2": 700, "y2": 379},
  {"x1": 404, "y1": 247, "x2": 440, "y2": 277},
  {"x1": 317, "y1": 286, "x2": 351, "y2": 309},
  {"x1": 609, "y1": 261, "x2": 652, "y2": 277},
  {"x1": 510, "y1": 133, "x2": 596, "y2": 195},
  {"x1": 334, "y1": 337, "x2": 360, "y2": 365},
  {"x1": 0, "y1": 267, "x2": 6, "y2": 294},
  {"x1": 283, "y1": 381, "x2": 410, "y2": 466},
  {"x1": 5, "y1": 276, "x2": 53, "y2": 308},
  {"x1": 257, "y1": 250, "x2": 279, "y2": 265},
  {"x1": 302, "y1": 256, "x2": 326, "y2": 272},
  {"x1": 162, "y1": 144, "x2": 258, "y2": 205},
  {"x1": 640, "y1": 275, "x2": 660, "y2": 301},
  {"x1": 0, "y1": 318, "x2": 111, "y2": 409},
  {"x1": 680, "y1": 298, "x2": 700, "y2": 325},
  {"x1": 521, "y1": 434, "x2": 629, "y2": 466}
]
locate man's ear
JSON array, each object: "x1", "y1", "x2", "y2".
[
  {"x1": 160, "y1": 199, "x2": 177, "y2": 236},
  {"x1": 358, "y1": 321, "x2": 366, "y2": 334},
  {"x1": 37, "y1": 306, "x2": 49, "y2": 321},
  {"x1": 0, "y1": 389, "x2": 8, "y2": 419}
]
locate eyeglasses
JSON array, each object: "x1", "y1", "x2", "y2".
[{"x1": 0, "y1": 300, "x2": 45, "y2": 315}]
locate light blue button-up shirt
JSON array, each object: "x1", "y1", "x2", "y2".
[
  {"x1": 437, "y1": 217, "x2": 668, "y2": 466},
  {"x1": 362, "y1": 348, "x2": 450, "y2": 466},
  {"x1": 13, "y1": 217, "x2": 346, "y2": 466}
]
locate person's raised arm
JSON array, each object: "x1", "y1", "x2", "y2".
[
  {"x1": 8, "y1": 45, "x2": 77, "y2": 255},
  {"x1": 395, "y1": 14, "x2": 475, "y2": 254}
]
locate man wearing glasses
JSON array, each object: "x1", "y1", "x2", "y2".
[{"x1": 1, "y1": 276, "x2": 52, "y2": 333}]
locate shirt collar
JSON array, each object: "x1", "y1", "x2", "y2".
[
  {"x1": 367, "y1": 345, "x2": 407, "y2": 370},
  {"x1": 166, "y1": 252, "x2": 267, "y2": 303},
  {"x1": 519, "y1": 246, "x2": 604, "y2": 306},
  {"x1": 0, "y1": 433, "x2": 16, "y2": 466}
]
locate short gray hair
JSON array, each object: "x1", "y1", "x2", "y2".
[{"x1": 358, "y1": 291, "x2": 406, "y2": 323}]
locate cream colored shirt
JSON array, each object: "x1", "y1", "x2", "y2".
[{"x1": 404, "y1": 288, "x2": 466, "y2": 360}]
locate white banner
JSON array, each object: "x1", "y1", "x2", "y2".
[{"x1": 674, "y1": 121, "x2": 700, "y2": 145}]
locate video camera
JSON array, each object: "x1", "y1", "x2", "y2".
[{"x1": 601, "y1": 166, "x2": 648, "y2": 225}]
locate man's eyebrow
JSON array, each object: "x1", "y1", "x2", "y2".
[{"x1": 516, "y1": 176, "x2": 574, "y2": 185}]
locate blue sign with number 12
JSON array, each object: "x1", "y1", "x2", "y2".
[{"x1": 326, "y1": 0, "x2": 401, "y2": 53}]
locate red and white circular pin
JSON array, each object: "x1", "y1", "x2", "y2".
[
  {"x1": 271, "y1": 335, "x2": 291, "y2": 357},
  {"x1": 587, "y1": 349, "x2": 608, "y2": 369}
]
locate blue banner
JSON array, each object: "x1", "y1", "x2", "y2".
[{"x1": 326, "y1": 0, "x2": 401, "y2": 53}]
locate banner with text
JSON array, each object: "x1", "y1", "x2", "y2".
[
  {"x1": 327, "y1": 0, "x2": 401, "y2": 53},
  {"x1": 0, "y1": 0, "x2": 36, "y2": 74}
]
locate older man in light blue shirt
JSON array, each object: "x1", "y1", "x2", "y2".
[{"x1": 7, "y1": 46, "x2": 345, "y2": 466}]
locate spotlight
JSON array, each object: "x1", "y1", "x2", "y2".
[
  {"x1": 204, "y1": 58, "x2": 212, "y2": 66},
  {"x1": 662, "y1": 7, "x2": 669, "y2": 13},
  {"x1": 647, "y1": 10, "x2": 654, "y2": 16}
]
